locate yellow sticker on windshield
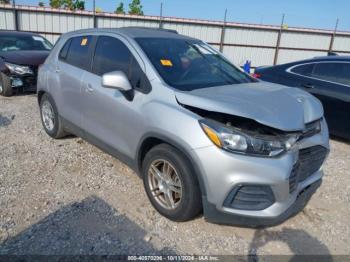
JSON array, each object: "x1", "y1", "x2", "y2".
[
  {"x1": 160, "y1": 59, "x2": 173, "y2": 67},
  {"x1": 81, "y1": 38, "x2": 88, "y2": 46}
]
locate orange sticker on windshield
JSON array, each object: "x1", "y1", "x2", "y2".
[
  {"x1": 160, "y1": 59, "x2": 173, "y2": 67},
  {"x1": 81, "y1": 38, "x2": 88, "y2": 46}
]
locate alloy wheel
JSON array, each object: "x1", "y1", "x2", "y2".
[
  {"x1": 148, "y1": 159, "x2": 183, "y2": 210},
  {"x1": 41, "y1": 100, "x2": 55, "y2": 131}
]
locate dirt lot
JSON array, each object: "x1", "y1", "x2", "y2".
[{"x1": 0, "y1": 94, "x2": 349, "y2": 256}]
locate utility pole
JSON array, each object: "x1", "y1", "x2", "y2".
[
  {"x1": 219, "y1": 9, "x2": 227, "y2": 52},
  {"x1": 159, "y1": 2, "x2": 163, "y2": 29},
  {"x1": 13, "y1": 0, "x2": 19, "y2": 30},
  {"x1": 329, "y1": 18, "x2": 339, "y2": 54},
  {"x1": 93, "y1": 0, "x2": 97, "y2": 28},
  {"x1": 273, "y1": 13, "x2": 285, "y2": 65}
]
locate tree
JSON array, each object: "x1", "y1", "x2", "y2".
[
  {"x1": 95, "y1": 7, "x2": 102, "y2": 13},
  {"x1": 38, "y1": 1, "x2": 45, "y2": 7},
  {"x1": 115, "y1": 2, "x2": 125, "y2": 14},
  {"x1": 49, "y1": 0, "x2": 85, "y2": 10},
  {"x1": 74, "y1": 0, "x2": 85, "y2": 10},
  {"x1": 63, "y1": 0, "x2": 74, "y2": 10},
  {"x1": 0, "y1": 0, "x2": 11, "y2": 4},
  {"x1": 49, "y1": 0, "x2": 63, "y2": 8},
  {"x1": 128, "y1": 0, "x2": 143, "y2": 15}
]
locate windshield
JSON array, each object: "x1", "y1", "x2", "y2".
[
  {"x1": 0, "y1": 35, "x2": 53, "y2": 52},
  {"x1": 136, "y1": 37, "x2": 255, "y2": 91}
]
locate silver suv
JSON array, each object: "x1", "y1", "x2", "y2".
[{"x1": 37, "y1": 28, "x2": 329, "y2": 226}]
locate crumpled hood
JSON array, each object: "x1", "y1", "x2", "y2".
[
  {"x1": 0, "y1": 50, "x2": 50, "y2": 66},
  {"x1": 175, "y1": 82, "x2": 324, "y2": 131}
]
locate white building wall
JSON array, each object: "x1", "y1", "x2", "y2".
[
  {"x1": 280, "y1": 32, "x2": 331, "y2": 49},
  {"x1": 1, "y1": 5, "x2": 350, "y2": 66},
  {"x1": 277, "y1": 49, "x2": 327, "y2": 64},
  {"x1": 223, "y1": 46, "x2": 275, "y2": 67},
  {"x1": 333, "y1": 36, "x2": 350, "y2": 52},
  {"x1": 225, "y1": 28, "x2": 278, "y2": 47}
]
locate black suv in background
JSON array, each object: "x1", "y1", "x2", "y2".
[
  {"x1": 255, "y1": 56, "x2": 350, "y2": 140},
  {"x1": 0, "y1": 31, "x2": 52, "y2": 97}
]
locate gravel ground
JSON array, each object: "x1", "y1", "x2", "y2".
[{"x1": 0, "y1": 94, "x2": 349, "y2": 256}]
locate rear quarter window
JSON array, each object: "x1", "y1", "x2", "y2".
[
  {"x1": 290, "y1": 63, "x2": 314, "y2": 76},
  {"x1": 58, "y1": 39, "x2": 71, "y2": 60}
]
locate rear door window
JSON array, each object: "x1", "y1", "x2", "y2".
[
  {"x1": 290, "y1": 63, "x2": 314, "y2": 76},
  {"x1": 311, "y1": 62, "x2": 350, "y2": 86},
  {"x1": 63, "y1": 36, "x2": 93, "y2": 71},
  {"x1": 92, "y1": 36, "x2": 151, "y2": 92}
]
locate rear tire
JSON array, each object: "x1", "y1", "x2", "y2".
[
  {"x1": 0, "y1": 72, "x2": 13, "y2": 97},
  {"x1": 142, "y1": 143, "x2": 202, "y2": 221},
  {"x1": 39, "y1": 93, "x2": 68, "y2": 139}
]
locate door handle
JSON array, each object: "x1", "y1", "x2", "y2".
[
  {"x1": 85, "y1": 84, "x2": 94, "y2": 93},
  {"x1": 302, "y1": 83, "x2": 314, "y2": 89}
]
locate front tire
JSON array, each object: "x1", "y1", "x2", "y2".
[
  {"x1": 39, "y1": 93, "x2": 68, "y2": 139},
  {"x1": 0, "y1": 72, "x2": 13, "y2": 97},
  {"x1": 142, "y1": 144, "x2": 202, "y2": 221}
]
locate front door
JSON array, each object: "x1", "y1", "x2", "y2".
[{"x1": 80, "y1": 35, "x2": 149, "y2": 158}]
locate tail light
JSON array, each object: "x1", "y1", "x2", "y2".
[{"x1": 252, "y1": 73, "x2": 261, "y2": 79}]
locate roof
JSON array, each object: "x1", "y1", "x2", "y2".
[
  {"x1": 270, "y1": 55, "x2": 350, "y2": 69},
  {"x1": 0, "y1": 30, "x2": 42, "y2": 37},
  {"x1": 310, "y1": 55, "x2": 350, "y2": 61},
  {"x1": 288, "y1": 55, "x2": 350, "y2": 65},
  {"x1": 63, "y1": 27, "x2": 196, "y2": 41}
]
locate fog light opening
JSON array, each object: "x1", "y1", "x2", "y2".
[{"x1": 11, "y1": 78, "x2": 23, "y2": 87}]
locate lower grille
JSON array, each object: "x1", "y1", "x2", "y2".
[
  {"x1": 299, "y1": 146, "x2": 328, "y2": 181},
  {"x1": 223, "y1": 185, "x2": 275, "y2": 210},
  {"x1": 23, "y1": 76, "x2": 37, "y2": 86},
  {"x1": 289, "y1": 146, "x2": 328, "y2": 193}
]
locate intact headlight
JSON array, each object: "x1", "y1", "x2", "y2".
[
  {"x1": 5, "y1": 62, "x2": 34, "y2": 75},
  {"x1": 199, "y1": 119, "x2": 299, "y2": 157}
]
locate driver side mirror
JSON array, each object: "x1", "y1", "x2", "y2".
[{"x1": 102, "y1": 71, "x2": 132, "y2": 92}]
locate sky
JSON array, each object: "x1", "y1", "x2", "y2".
[{"x1": 16, "y1": 0, "x2": 350, "y2": 31}]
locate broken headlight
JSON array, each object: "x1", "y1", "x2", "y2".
[
  {"x1": 199, "y1": 119, "x2": 298, "y2": 157},
  {"x1": 5, "y1": 62, "x2": 34, "y2": 75}
]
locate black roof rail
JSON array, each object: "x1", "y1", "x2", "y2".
[{"x1": 121, "y1": 26, "x2": 178, "y2": 34}]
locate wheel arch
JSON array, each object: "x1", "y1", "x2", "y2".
[
  {"x1": 136, "y1": 133, "x2": 207, "y2": 197},
  {"x1": 37, "y1": 90, "x2": 46, "y2": 104}
]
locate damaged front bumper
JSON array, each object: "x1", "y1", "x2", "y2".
[
  {"x1": 191, "y1": 118, "x2": 329, "y2": 227},
  {"x1": 8, "y1": 73, "x2": 37, "y2": 92},
  {"x1": 1, "y1": 65, "x2": 38, "y2": 92}
]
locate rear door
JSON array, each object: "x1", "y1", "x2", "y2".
[
  {"x1": 288, "y1": 61, "x2": 350, "y2": 137},
  {"x1": 56, "y1": 35, "x2": 94, "y2": 128},
  {"x1": 309, "y1": 62, "x2": 350, "y2": 137}
]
